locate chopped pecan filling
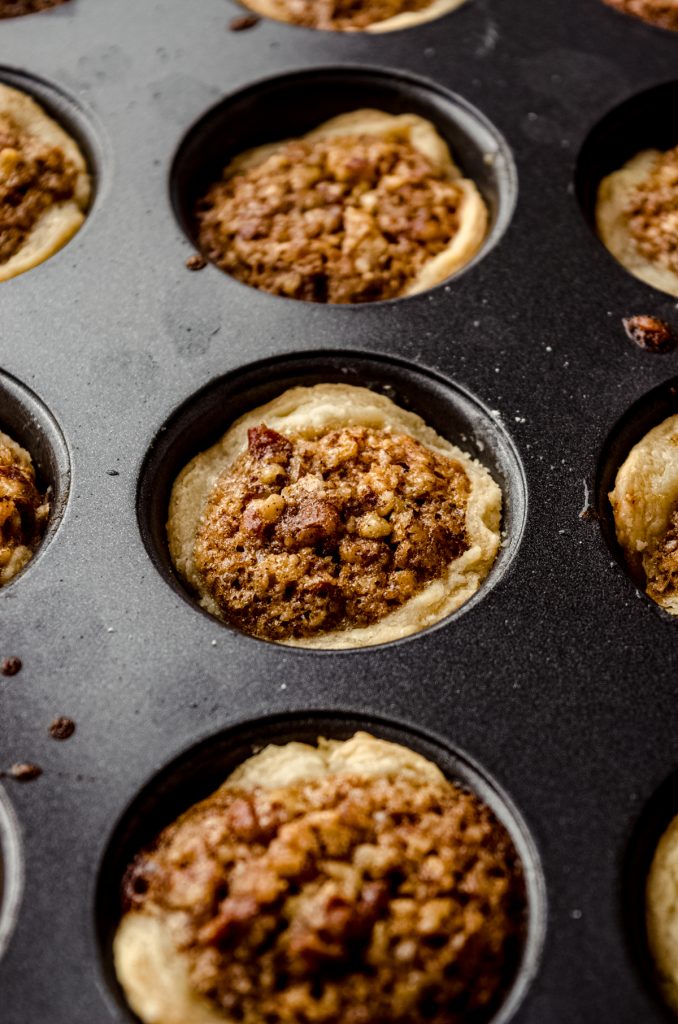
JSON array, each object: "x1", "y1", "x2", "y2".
[
  {"x1": 0, "y1": 113, "x2": 79, "y2": 264},
  {"x1": 0, "y1": 434, "x2": 49, "y2": 585},
  {"x1": 196, "y1": 134, "x2": 463, "y2": 303},
  {"x1": 647, "y1": 503, "x2": 678, "y2": 603},
  {"x1": 603, "y1": 0, "x2": 678, "y2": 30},
  {"x1": 0, "y1": 0, "x2": 68, "y2": 15},
  {"x1": 270, "y1": 0, "x2": 435, "y2": 29},
  {"x1": 626, "y1": 146, "x2": 678, "y2": 274},
  {"x1": 124, "y1": 772, "x2": 526, "y2": 1024},
  {"x1": 194, "y1": 424, "x2": 471, "y2": 640}
]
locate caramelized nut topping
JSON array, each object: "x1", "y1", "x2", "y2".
[
  {"x1": 196, "y1": 134, "x2": 463, "y2": 304},
  {"x1": 0, "y1": 434, "x2": 49, "y2": 586},
  {"x1": 623, "y1": 314, "x2": 677, "y2": 353},
  {"x1": 124, "y1": 772, "x2": 525, "y2": 1024},
  {"x1": 626, "y1": 147, "x2": 678, "y2": 274},
  {"x1": 0, "y1": 113, "x2": 79, "y2": 264},
  {"x1": 263, "y1": 0, "x2": 435, "y2": 29},
  {"x1": 194, "y1": 424, "x2": 471, "y2": 640}
]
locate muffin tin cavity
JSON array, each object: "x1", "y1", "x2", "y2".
[
  {"x1": 137, "y1": 351, "x2": 527, "y2": 639},
  {"x1": 0, "y1": 786, "x2": 23, "y2": 963},
  {"x1": 95, "y1": 710, "x2": 546, "y2": 1024},
  {"x1": 596, "y1": 376, "x2": 678, "y2": 605},
  {"x1": 0, "y1": 370, "x2": 70, "y2": 584},
  {"x1": 170, "y1": 66, "x2": 517, "y2": 299},
  {"x1": 576, "y1": 80, "x2": 678, "y2": 283}
]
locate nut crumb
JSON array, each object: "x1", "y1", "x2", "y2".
[
  {"x1": 186, "y1": 253, "x2": 207, "y2": 271},
  {"x1": 229, "y1": 13, "x2": 260, "y2": 30},
  {"x1": 1, "y1": 656, "x2": 22, "y2": 676},
  {"x1": 9, "y1": 762, "x2": 42, "y2": 782},
  {"x1": 623, "y1": 315, "x2": 676, "y2": 354},
  {"x1": 49, "y1": 716, "x2": 76, "y2": 741}
]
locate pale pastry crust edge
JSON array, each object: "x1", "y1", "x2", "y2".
[
  {"x1": 0, "y1": 82, "x2": 91, "y2": 283},
  {"x1": 167, "y1": 383, "x2": 503, "y2": 648},
  {"x1": 609, "y1": 414, "x2": 678, "y2": 615},
  {"x1": 648, "y1": 813, "x2": 678, "y2": 1014}
]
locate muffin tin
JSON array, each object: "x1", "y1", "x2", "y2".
[{"x1": 2, "y1": 0, "x2": 678, "y2": 1020}]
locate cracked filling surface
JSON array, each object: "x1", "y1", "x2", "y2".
[
  {"x1": 603, "y1": 0, "x2": 678, "y2": 30},
  {"x1": 121, "y1": 765, "x2": 525, "y2": 1024},
  {"x1": 626, "y1": 146, "x2": 678, "y2": 275},
  {"x1": 193, "y1": 424, "x2": 471, "y2": 641},
  {"x1": 0, "y1": 432, "x2": 49, "y2": 585},
  {"x1": 0, "y1": 112, "x2": 79, "y2": 264},
  {"x1": 196, "y1": 133, "x2": 465, "y2": 304}
]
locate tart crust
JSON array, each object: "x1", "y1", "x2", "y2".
[
  {"x1": 596, "y1": 149, "x2": 678, "y2": 297},
  {"x1": 167, "y1": 384, "x2": 502, "y2": 648},
  {"x1": 609, "y1": 414, "x2": 678, "y2": 614},
  {"x1": 237, "y1": 0, "x2": 467, "y2": 32},
  {"x1": 647, "y1": 813, "x2": 678, "y2": 1014},
  {"x1": 0, "y1": 82, "x2": 90, "y2": 282},
  {"x1": 203, "y1": 109, "x2": 488, "y2": 298}
]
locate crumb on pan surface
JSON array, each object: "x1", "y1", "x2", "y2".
[
  {"x1": 0, "y1": 0, "x2": 68, "y2": 15},
  {"x1": 648, "y1": 813, "x2": 678, "y2": 1013},
  {"x1": 602, "y1": 0, "x2": 678, "y2": 30},
  {"x1": 0, "y1": 82, "x2": 90, "y2": 282},
  {"x1": 597, "y1": 147, "x2": 678, "y2": 297},
  {"x1": 610, "y1": 414, "x2": 678, "y2": 614},
  {"x1": 167, "y1": 384, "x2": 502, "y2": 648},
  {"x1": 0, "y1": 431, "x2": 49, "y2": 586},
  {"x1": 114, "y1": 733, "x2": 526, "y2": 1024},
  {"x1": 195, "y1": 110, "x2": 487, "y2": 304},
  {"x1": 237, "y1": 0, "x2": 467, "y2": 32}
]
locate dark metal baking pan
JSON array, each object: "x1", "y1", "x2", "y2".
[{"x1": 2, "y1": 0, "x2": 678, "y2": 1021}]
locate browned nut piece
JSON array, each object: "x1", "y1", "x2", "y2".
[{"x1": 623, "y1": 315, "x2": 677, "y2": 354}]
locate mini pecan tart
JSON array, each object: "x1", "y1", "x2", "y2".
[
  {"x1": 0, "y1": 431, "x2": 49, "y2": 585},
  {"x1": 610, "y1": 414, "x2": 678, "y2": 614},
  {"x1": 168, "y1": 384, "x2": 502, "y2": 648},
  {"x1": 0, "y1": 82, "x2": 90, "y2": 282},
  {"x1": 596, "y1": 145, "x2": 678, "y2": 296},
  {"x1": 114, "y1": 732, "x2": 527, "y2": 1024},
  {"x1": 195, "y1": 110, "x2": 487, "y2": 303}
]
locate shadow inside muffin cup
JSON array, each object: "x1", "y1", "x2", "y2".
[
  {"x1": 595, "y1": 376, "x2": 678, "y2": 617},
  {"x1": 170, "y1": 65, "x2": 517, "y2": 302},
  {"x1": 0, "y1": 370, "x2": 71, "y2": 587},
  {"x1": 94, "y1": 710, "x2": 546, "y2": 1024},
  {"x1": 136, "y1": 350, "x2": 527, "y2": 646},
  {"x1": 575, "y1": 80, "x2": 678, "y2": 284}
]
